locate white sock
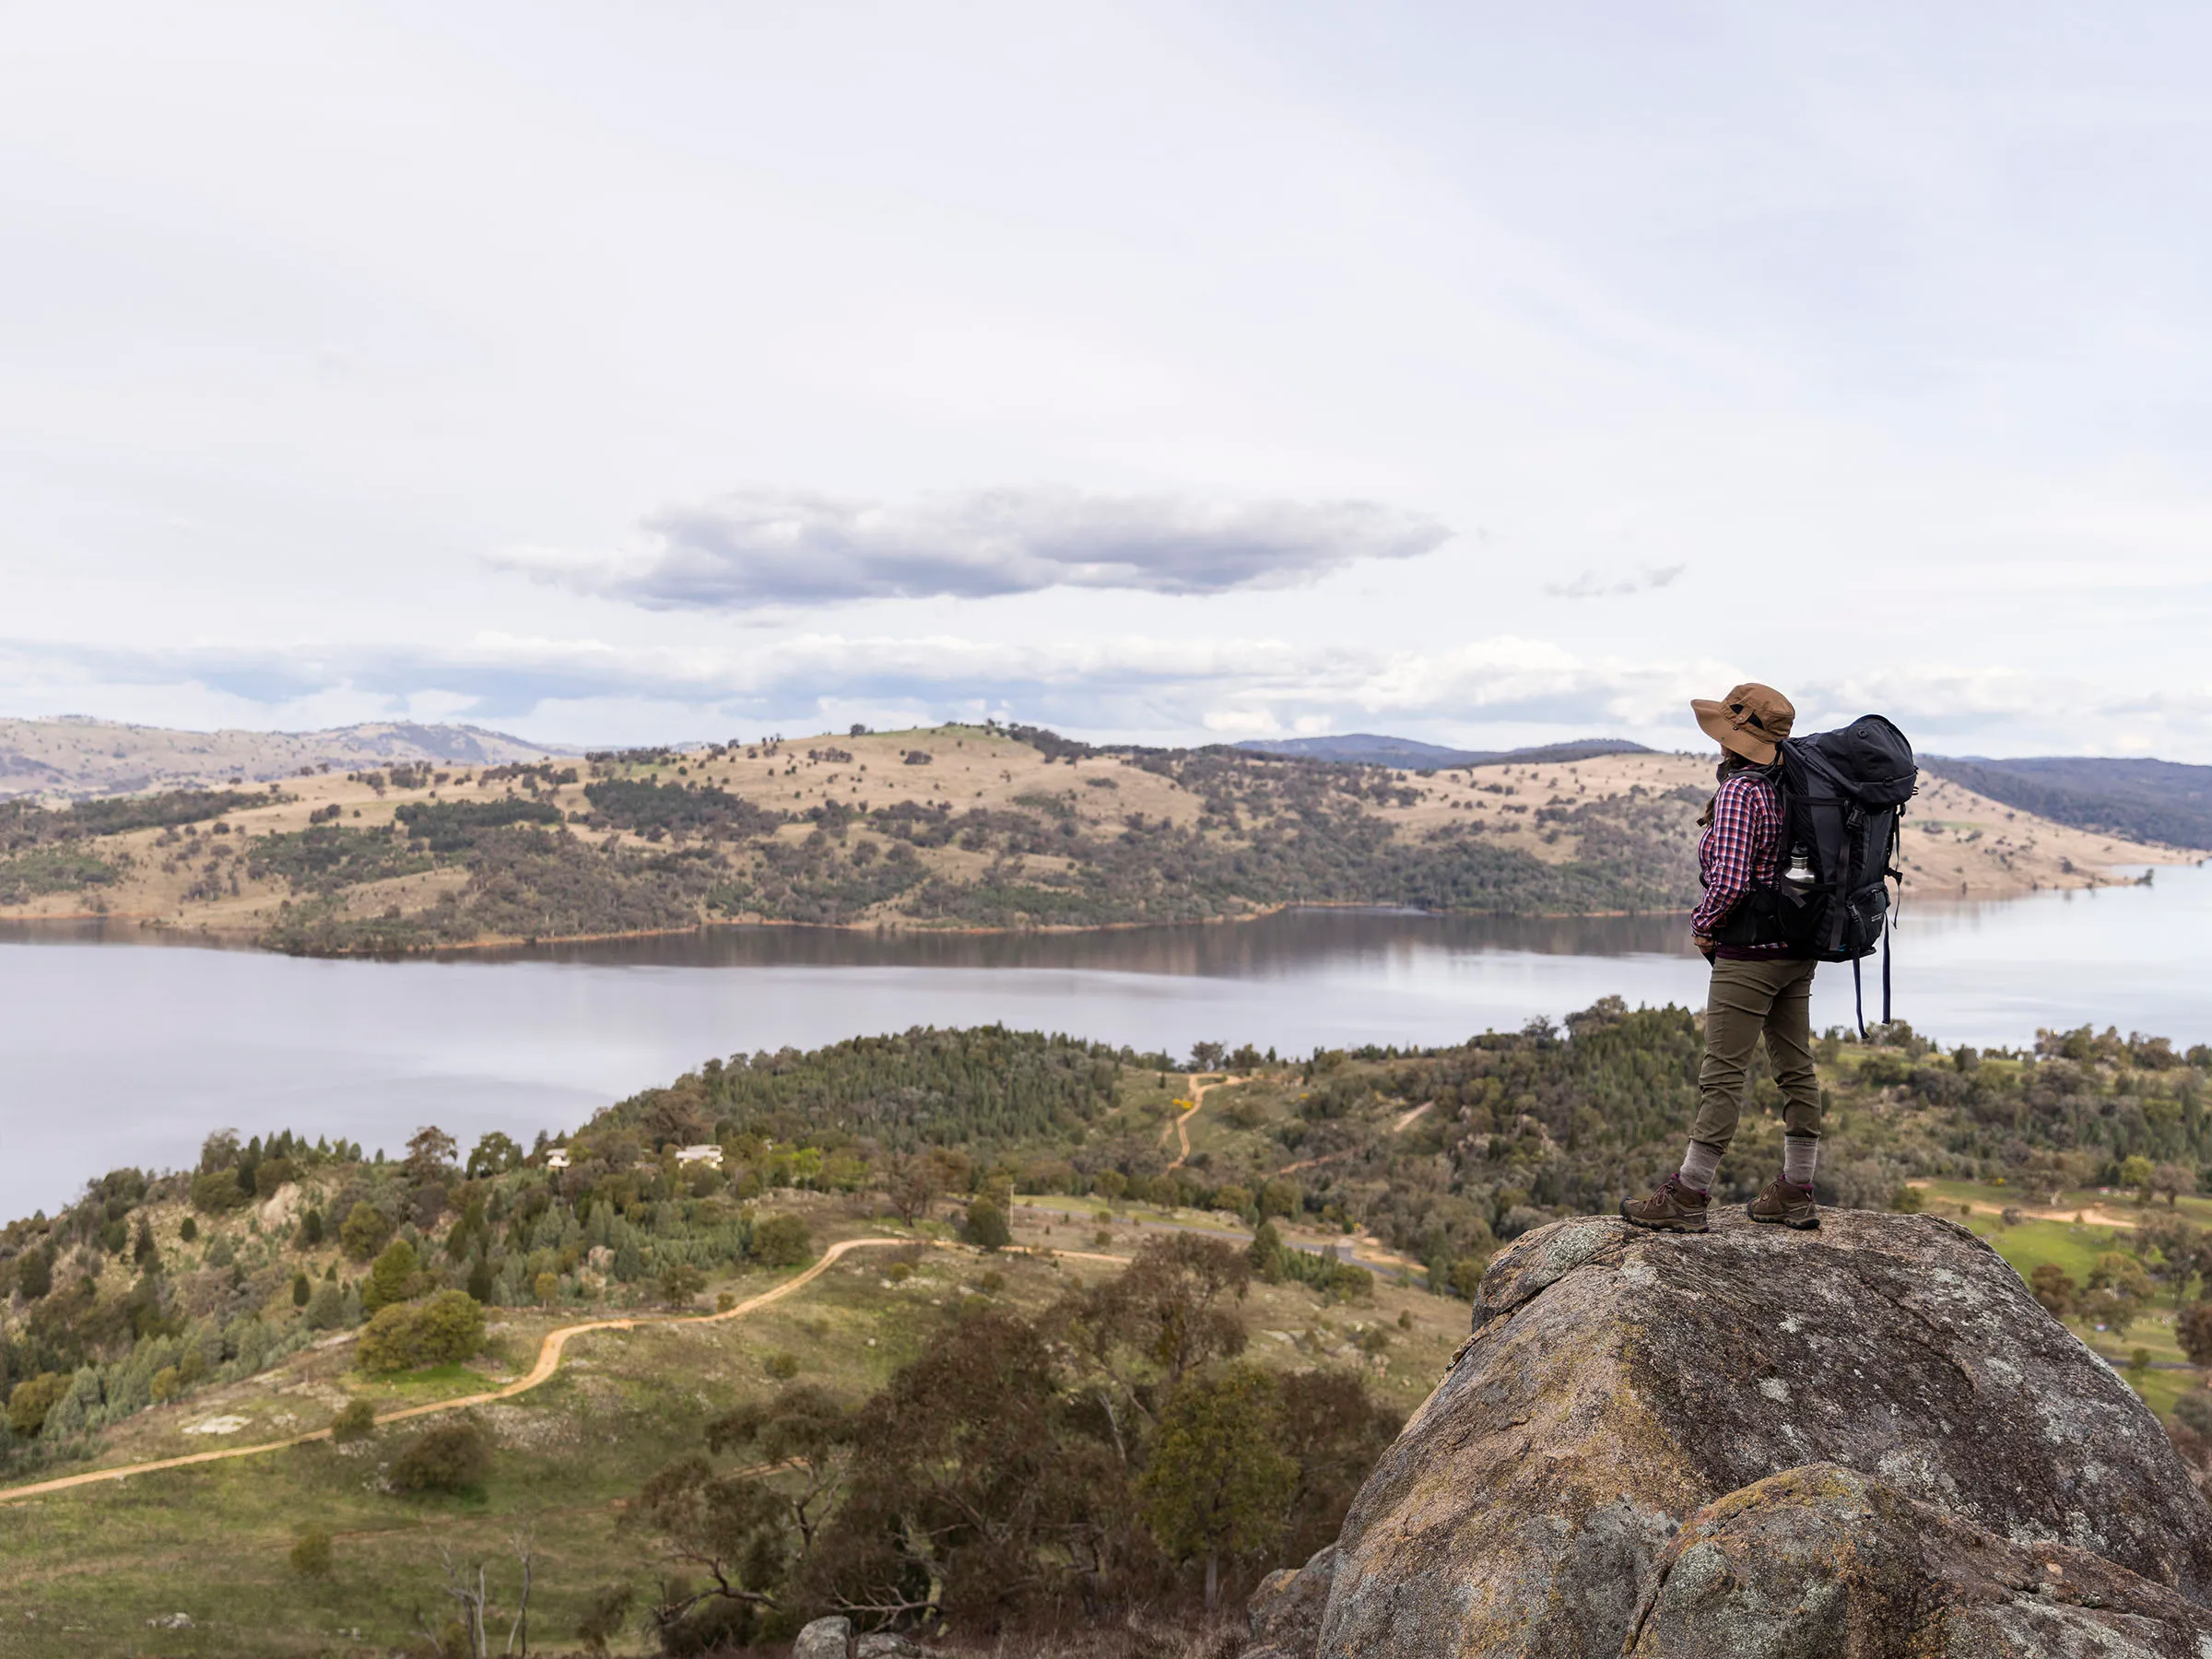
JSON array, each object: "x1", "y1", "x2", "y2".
[
  {"x1": 1678, "y1": 1143, "x2": 1720, "y2": 1193},
  {"x1": 1783, "y1": 1135, "x2": 1818, "y2": 1187}
]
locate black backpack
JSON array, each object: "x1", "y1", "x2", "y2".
[{"x1": 1713, "y1": 714, "x2": 1918, "y2": 1031}]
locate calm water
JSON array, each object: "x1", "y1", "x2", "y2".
[{"x1": 3, "y1": 865, "x2": 2207, "y2": 1217}]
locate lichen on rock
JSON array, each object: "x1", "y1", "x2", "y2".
[{"x1": 1258, "y1": 1209, "x2": 2212, "y2": 1659}]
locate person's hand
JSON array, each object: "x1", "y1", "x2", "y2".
[{"x1": 1692, "y1": 932, "x2": 1716, "y2": 959}]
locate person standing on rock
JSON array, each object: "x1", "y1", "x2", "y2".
[{"x1": 1622, "y1": 683, "x2": 1823, "y2": 1233}]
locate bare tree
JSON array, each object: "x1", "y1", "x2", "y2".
[{"x1": 417, "y1": 1535, "x2": 536, "y2": 1658}]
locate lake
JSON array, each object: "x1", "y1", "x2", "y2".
[{"x1": 4, "y1": 864, "x2": 2208, "y2": 1217}]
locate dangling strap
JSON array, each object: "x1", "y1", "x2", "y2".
[{"x1": 1854, "y1": 954, "x2": 1867, "y2": 1040}]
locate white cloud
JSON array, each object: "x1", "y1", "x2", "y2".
[
  {"x1": 1544, "y1": 564, "x2": 1688, "y2": 600},
  {"x1": 15, "y1": 632, "x2": 2208, "y2": 760},
  {"x1": 493, "y1": 488, "x2": 1452, "y2": 609}
]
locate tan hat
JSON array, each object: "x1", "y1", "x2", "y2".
[{"x1": 1691, "y1": 683, "x2": 1794, "y2": 765}]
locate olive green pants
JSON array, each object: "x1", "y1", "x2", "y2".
[{"x1": 1690, "y1": 957, "x2": 1821, "y2": 1155}]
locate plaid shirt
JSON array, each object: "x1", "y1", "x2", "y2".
[{"x1": 1692, "y1": 771, "x2": 1789, "y2": 956}]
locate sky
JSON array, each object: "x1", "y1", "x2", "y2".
[{"x1": 5, "y1": 3, "x2": 2211, "y2": 758}]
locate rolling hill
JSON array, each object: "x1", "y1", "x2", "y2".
[
  {"x1": 1922, "y1": 755, "x2": 2212, "y2": 851},
  {"x1": 1235, "y1": 734, "x2": 1651, "y2": 768},
  {"x1": 0, "y1": 721, "x2": 2181, "y2": 953},
  {"x1": 0, "y1": 716, "x2": 560, "y2": 799}
]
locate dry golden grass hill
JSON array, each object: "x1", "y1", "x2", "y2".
[{"x1": 0, "y1": 722, "x2": 2189, "y2": 952}]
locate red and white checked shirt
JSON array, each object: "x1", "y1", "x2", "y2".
[{"x1": 1691, "y1": 771, "x2": 1791, "y2": 958}]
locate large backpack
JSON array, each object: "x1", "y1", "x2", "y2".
[{"x1": 1713, "y1": 714, "x2": 1918, "y2": 1031}]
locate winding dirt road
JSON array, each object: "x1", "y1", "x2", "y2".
[
  {"x1": 1162, "y1": 1075, "x2": 1241, "y2": 1171},
  {"x1": 0, "y1": 1236, "x2": 905, "y2": 1506}
]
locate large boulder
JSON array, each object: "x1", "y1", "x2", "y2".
[
  {"x1": 1627, "y1": 1462, "x2": 2212, "y2": 1657},
  {"x1": 1302, "y1": 1210, "x2": 2212, "y2": 1658}
]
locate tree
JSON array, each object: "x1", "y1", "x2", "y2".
[
  {"x1": 2154, "y1": 1162, "x2": 2197, "y2": 1208},
  {"x1": 133, "y1": 1217, "x2": 157, "y2": 1266},
  {"x1": 1082, "y1": 1233, "x2": 1250, "y2": 1395},
  {"x1": 751, "y1": 1215, "x2": 812, "y2": 1268},
  {"x1": 575, "y1": 1583, "x2": 636, "y2": 1655},
  {"x1": 2030, "y1": 1264, "x2": 2076, "y2": 1318},
  {"x1": 290, "y1": 1526, "x2": 335, "y2": 1579},
  {"x1": 16, "y1": 1246, "x2": 51, "y2": 1301},
  {"x1": 406, "y1": 1124, "x2": 459, "y2": 1182},
  {"x1": 659, "y1": 1262, "x2": 707, "y2": 1307},
  {"x1": 417, "y1": 1535, "x2": 535, "y2": 1659},
  {"x1": 467, "y1": 1131, "x2": 524, "y2": 1179},
  {"x1": 963, "y1": 1198, "x2": 1011, "y2": 1252},
  {"x1": 705, "y1": 1385, "x2": 857, "y2": 1551},
  {"x1": 340, "y1": 1201, "x2": 393, "y2": 1262},
  {"x1": 2086, "y1": 1252, "x2": 2154, "y2": 1336},
  {"x1": 882, "y1": 1147, "x2": 943, "y2": 1226},
  {"x1": 330, "y1": 1398, "x2": 378, "y2": 1442},
  {"x1": 1189, "y1": 1041, "x2": 1227, "y2": 1073},
  {"x1": 362, "y1": 1239, "x2": 422, "y2": 1315},
  {"x1": 2180, "y1": 1301, "x2": 2212, "y2": 1368},
  {"x1": 1137, "y1": 1363, "x2": 1296, "y2": 1613},
  {"x1": 292, "y1": 1270, "x2": 312, "y2": 1308},
  {"x1": 391, "y1": 1417, "x2": 491, "y2": 1494},
  {"x1": 2121, "y1": 1155, "x2": 2158, "y2": 1206},
  {"x1": 298, "y1": 1206, "x2": 325, "y2": 1249}
]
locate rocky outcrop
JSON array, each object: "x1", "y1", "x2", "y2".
[
  {"x1": 791, "y1": 1617, "x2": 933, "y2": 1659},
  {"x1": 1627, "y1": 1463, "x2": 2212, "y2": 1656},
  {"x1": 1246, "y1": 1546, "x2": 1338, "y2": 1659},
  {"x1": 1258, "y1": 1209, "x2": 2212, "y2": 1658}
]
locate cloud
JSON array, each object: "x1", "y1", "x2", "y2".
[
  {"x1": 9, "y1": 634, "x2": 2212, "y2": 759},
  {"x1": 492, "y1": 488, "x2": 1453, "y2": 609},
  {"x1": 1544, "y1": 564, "x2": 1688, "y2": 600}
]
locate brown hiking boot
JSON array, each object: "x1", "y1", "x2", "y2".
[
  {"x1": 1620, "y1": 1175, "x2": 1710, "y2": 1233},
  {"x1": 1748, "y1": 1178, "x2": 1819, "y2": 1230}
]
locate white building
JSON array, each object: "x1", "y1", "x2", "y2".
[
  {"x1": 675, "y1": 1144, "x2": 724, "y2": 1169},
  {"x1": 545, "y1": 1147, "x2": 571, "y2": 1171}
]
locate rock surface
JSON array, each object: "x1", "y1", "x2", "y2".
[
  {"x1": 1246, "y1": 1545, "x2": 1338, "y2": 1659},
  {"x1": 1295, "y1": 1209, "x2": 2212, "y2": 1658},
  {"x1": 792, "y1": 1616, "x2": 853, "y2": 1659},
  {"x1": 1627, "y1": 1462, "x2": 2212, "y2": 1657}
]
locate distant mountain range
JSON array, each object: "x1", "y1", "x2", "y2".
[
  {"x1": 1235, "y1": 734, "x2": 1654, "y2": 769},
  {"x1": 1920, "y1": 756, "x2": 2212, "y2": 852},
  {"x1": 0, "y1": 716, "x2": 560, "y2": 798}
]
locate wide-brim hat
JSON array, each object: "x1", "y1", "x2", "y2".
[{"x1": 1691, "y1": 682, "x2": 1794, "y2": 765}]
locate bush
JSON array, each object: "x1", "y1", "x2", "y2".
[
  {"x1": 6, "y1": 1372, "x2": 67, "y2": 1438},
  {"x1": 751, "y1": 1214, "x2": 812, "y2": 1268},
  {"x1": 2180, "y1": 1301, "x2": 2212, "y2": 1368},
  {"x1": 390, "y1": 1417, "x2": 491, "y2": 1494},
  {"x1": 339, "y1": 1201, "x2": 393, "y2": 1262},
  {"x1": 2174, "y1": 1390, "x2": 2212, "y2": 1440},
  {"x1": 305, "y1": 1280, "x2": 348, "y2": 1331},
  {"x1": 356, "y1": 1289, "x2": 487, "y2": 1375},
  {"x1": 763, "y1": 1351, "x2": 800, "y2": 1381},
  {"x1": 329, "y1": 1398, "x2": 377, "y2": 1443},
  {"x1": 190, "y1": 1169, "x2": 247, "y2": 1213},
  {"x1": 289, "y1": 1526, "x2": 334, "y2": 1578},
  {"x1": 361, "y1": 1239, "x2": 421, "y2": 1314},
  {"x1": 963, "y1": 1198, "x2": 1011, "y2": 1252}
]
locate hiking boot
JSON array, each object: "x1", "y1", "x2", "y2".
[
  {"x1": 1748, "y1": 1178, "x2": 1819, "y2": 1230},
  {"x1": 1620, "y1": 1175, "x2": 1710, "y2": 1233}
]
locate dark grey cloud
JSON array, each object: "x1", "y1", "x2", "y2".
[{"x1": 492, "y1": 487, "x2": 1453, "y2": 608}]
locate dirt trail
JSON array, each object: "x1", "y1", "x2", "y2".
[
  {"x1": 1904, "y1": 1182, "x2": 2142, "y2": 1231},
  {"x1": 0, "y1": 1236, "x2": 907, "y2": 1507},
  {"x1": 1162, "y1": 1075, "x2": 1241, "y2": 1171}
]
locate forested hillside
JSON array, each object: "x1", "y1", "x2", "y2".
[
  {"x1": 6, "y1": 1013, "x2": 2212, "y2": 1652},
  {"x1": 1924, "y1": 754, "x2": 2212, "y2": 850},
  {"x1": 0, "y1": 723, "x2": 2174, "y2": 954}
]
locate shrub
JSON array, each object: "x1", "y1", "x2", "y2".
[
  {"x1": 2180, "y1": 1300, "x2": 2212, "y2": 1368},
  {"x1": 329, "y1": 1398, "x2": 377, "y2": 1443},
  {"x1": 751, "y1": 1214, "x2": 812, "y2": 1268},
  {"x1": 289, "y1": 1526, "x2": 334, "y2": 1578},
  {"x1": 339, "y1": 1201, "x2": 393, "y2": 1262},
  {"x1": 576, "y1": 1583, "x2": 636, "y2": 1655},
  {"x1": 178, "y1": 1217, "x2": 198, "y2": 1243},
  {"x1": 763, "y1": 1351, "x2": 800, "y2": 1381},
  {"x1": 963, "y1": 1198, "x2": 1011, "y2": 1252},
  {"x1": 390, "y1": 1417, "x2": 491, "y2": 1494},
  {"x1": 2175, "y1": 1390, "x2": 2212, "y2": 1439},
  {"x1": 356, "y1": 1289, "x2": 487, "y2": 1374},
  {"x1": 292, "y1": 1271, "x2": 312, "y2": 1307},
  {"x1": 361, "y1": 1239, "x2": 421, "y2": 1314},
  {"x1": 305, "y1": 1280, "x2": 348, "y2": 1331},
  {"x1": 190, "y1": 1168, "x2": 247, "y2": 1213},
  {"x1": 6, "y1": 1372, "x2": 67, "y2": 1438},
  {"x1": 659, "y1": 1262, "x2": 706, "y2": 1307},
  {"x1": 15, "y1": 1248, "x2": 52, "y2": 1301}
]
